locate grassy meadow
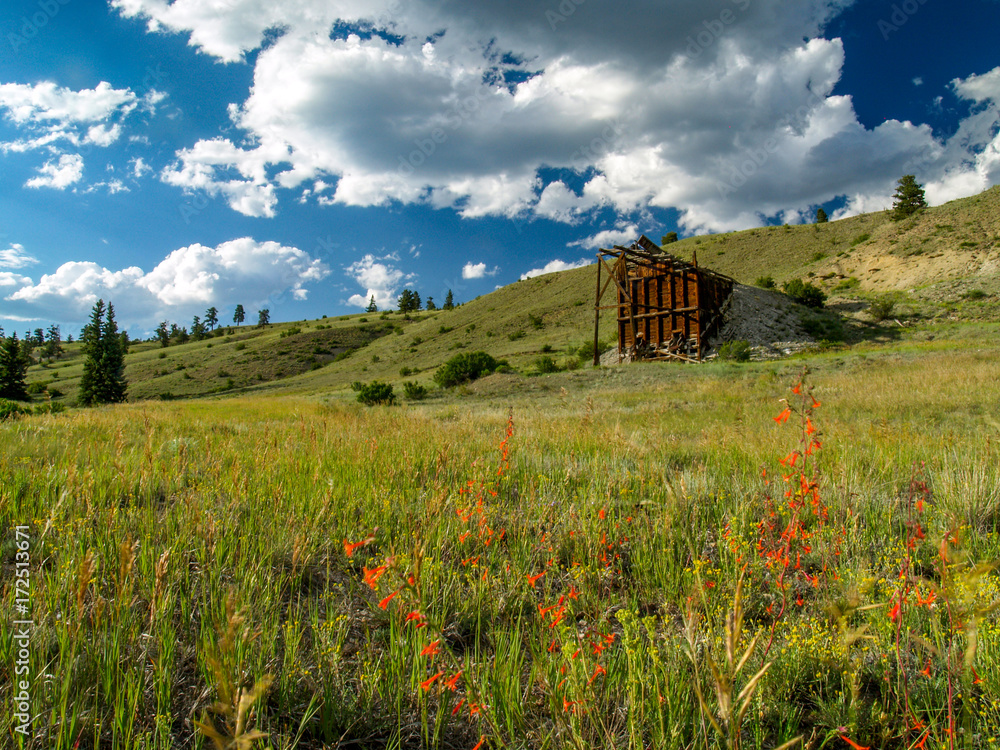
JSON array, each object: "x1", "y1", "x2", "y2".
[{"x1": 3, "y1": 323, "x2": 1000, "y2": 749}]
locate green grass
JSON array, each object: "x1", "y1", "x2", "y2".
[{"x1": 3, "y1": 328, "x2": 1000, "y2": 749}]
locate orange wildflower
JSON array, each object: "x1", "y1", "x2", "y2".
[
  {"x1": 840, "y1": 737, "x2": 870, "y2": 750},
  {"x1": 420, "y1": 640, "x2": 441, "y2": 657},
  {"x1": 378, "y1": 590, "x2": 400, "y2": 609},
  {"x1": 588, "y1": 664, "x2": 607, "y2": 684},
  {"x1": 363, "y1": 564, "x2": 388, "y2": 589},
  {"x1": 421, "y1": 671, "x2": 443, "y2": 691},
  {"x1": 774, "y1": 407, "x2": 792, "y2": 424},
  {"x1": 344, "y1": 534, "x2": 375, "y2": 557},
  {"x1": 527, "y1": 572, "x2": 545, "y2": 587},
  {"x1": 444, "y1": 671, "x2": 462, "y2": 690},
  {"x1": 471, "y1": 737, "x2": 486, "y2": 750}
]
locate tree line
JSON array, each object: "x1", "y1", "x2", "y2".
[{"x1": 367, "y1": 288, "x2": 456, "y2": 314}]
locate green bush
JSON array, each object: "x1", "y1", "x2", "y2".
[
  {"x1": 433, "y1": 351, "x2": 506, "y2": 388},
  {"x1": 352, "y1": 380, "x2": 396, "y2": 406},
  {"x1": 47, "y1": 387, "x2": 63, "y2": 398},
  {"x1": 718, "y1": 340, "x2": 752, "y2": 362},
  {"x1": 0, "y1": 398, "x2": 31, "y2": 420},
  {"x1": 400, "y1": 367, "x2": 413, "y2": 377},
  {"x1": 534, "y1": 355, "x2": 560, "y2": 374},
  {"x1": 868, "y1": 296, "x2": 896, "y2": 321},
  {"x1": 402, "y1": 381, "x2": 427, "y2": 400},
  {"x1": 528, "y1": 313, "x2": 544, "y2": 330},
  {"x1": 962, "y1": 289, "x2": 987, "y2": 300},
  {"x1": 755, "y1": 276, "x2": 776, "y2": 290},
  {"x1": 27, "y1": 381, "x2": 48, "y2": 395},
  {"x1": 783, "y1": 278, "x2": 827, "y2": 308},
  {"x1": 279, "y1": 327, "x2": 302, "y2": 338},
  {"x1": 576, "y1": 339, "x2": 608, "y2": 362},
  {"x1": 833, "y1": 277, "x2": 859, "y2": 292}
]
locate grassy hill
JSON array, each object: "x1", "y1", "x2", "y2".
[{"x1": 20, "y1": 185, "x2": 1000, "y2": 405}]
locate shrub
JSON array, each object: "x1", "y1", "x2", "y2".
[
  {"x1": 755, "y1": 276, "x2": 776, "y2": 290},
  {"x1": 541, "y1": 343, "x2": 553, "y2": 353},
  {"x1": 158, "y1": 351, "x2": 167, "y2": 359},
  {"x1": 47, "y1": 387, "x2": 63, "y2": 398},
  {"x1": 528, "y1": 313, "x2": 544, "y2": 330},
  {"x1": 962, "y1": 289, "x2": 987, "y2": 300},
  {"x1": 27, "y1": 381, "x2": 48, "y2": 395},
  {"x1": 400, "y1": 367, "x2": 413, "y2": 377},
  {"x1": 508, "y1": 330, "x2": 525, "y2": 341},
  {"x1": 782, "y1": 278, "x2": 826, "y2": 308},
  {"x1": 279, "y1": 327, "x2": 302, "y2": 339},
  {"x1": 833, "y1": 277, "x2": 859, "y2": 292},
  {"x1": 0, "y1": 398, "x2": 31, "y2": 420},
  {"x1": 534, "y1": 355, "x2": 560, "y2": 374},
  {"x1": 433, "y1": 351, "x2": 505, "y2": 388},
  {"x1": 402, "y1": 381, "x2": 427, "y2": 400},
  {"x1": 718, "y1": 340, "x2": 752, "y2": 362},
  {"x1": 868, "y1": 296, "x2": 896, "y2": 321},
  {"x1": 353, "y1": 380, "x2": 396, "y2": 406},
  {"x1": 235, "y1": 342, "x2": 246, "y2": 351},
  {"x1": 576, "y1": 339, "x2": 608, "y2": 362},
  {"x1": 849, "y1": 233, "x2": 870, "y2": 247}
]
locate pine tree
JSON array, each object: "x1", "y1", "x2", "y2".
[
  {"x1": 816, "y1": 207, "x2": 828, "y2": 223},
  {"x1": 156, "y1": 321, "x2": 170, "y2": 347},
  {"x1": 79, "y1": 300, "x2": 128, "y2": 406},
  {"x1": 891, "y1": 175, "x2": 927, "y2": 221},
  {"x1": 365, "y1": 295, "x2": 378, "y2": 313},
  {"x1": 443, "y1": 289, "x2": 455, "y2": 310},
  {"x1": 0, "y1": 333, "x2": 31, "y2": 401},
  {"x1": 233, "y1": 304, "x2": 246, "y2": 326},
  {"x1": 205, "y1": 306, "x2": 219, "y2": 331},
  {"x1": 425, "y1": 296, "x2": 436, "y2": 311},
  {"x1": 257, "y1": 309, "x2": 270, "y2": 328}
]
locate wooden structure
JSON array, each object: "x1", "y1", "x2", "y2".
[{"x1": 593, "y1": 235, "x2": 735, "y2": 364}]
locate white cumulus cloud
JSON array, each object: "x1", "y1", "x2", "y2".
[
  {"x1": 3, "y1": 238, "x2": 328, "y2": 326},
  {"x1": 0, "y1": 243, "x2": 39, "y2": 269},
  {"x1": 344, "y1": 253, "x2": 407, "y2": 309},
  {"x1": 462, "y1": 262, "x2": 499, "y2": 279},
  {"x1": 110, "y1": 0, "x2": 1000, "y2": 230},
  {"x1": 519, "y1": 258, "x2": 592, "y2": 280},
  {"x1": 25, "y1": 153, "x2": 85, "y2": 190}
]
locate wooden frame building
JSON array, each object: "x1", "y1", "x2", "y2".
[{"x1": 593, "y1": 235, "x2": 735, "y2": 364}]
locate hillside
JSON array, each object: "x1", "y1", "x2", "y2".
[{"x1": 19, "y1": 185, "x2": 1000, "y2": 405}]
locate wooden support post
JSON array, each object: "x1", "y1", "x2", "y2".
[{"x1": 593, "y1": 256, "x2": 602, "y2": 366}]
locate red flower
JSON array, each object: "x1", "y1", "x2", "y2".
[
  {"x1": 344, "y1": 533, "x2": 375, "y2": 557},
  {"x1": 378, "y1": 590, "x2": 400, "y2": 609},
  {"x1": 420, "y1": 640, "x2": 441, "y2": 657},
  {"x1": 471, "y1": 737, "x2": 486, "y2": 750},
  {"x1": 363, "y1": 564, "x2": 388, "y2": 589},
  {"x1": 421, "y1": 671, "x2": 443, "y2": 691},
  {"x1": 527, "y1": 572, "x2": 545, "y2": 587},
  {"x1": 840, "y1": 736, "x2": 869, "y2": 750},
  {"x1": 774, "y1": 407, "x2": 792, "y2": 424}
]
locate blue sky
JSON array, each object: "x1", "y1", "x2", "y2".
[{"x1": 1, "y1": 0, "x2": 999, "y2": 336}]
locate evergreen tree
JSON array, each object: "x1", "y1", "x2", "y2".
[
  {"x1": 816, "y1": 207, "x2": 828, "y2": 223},
  {"x1": 425, "y1": 296, "x2": 436, "y2": 311},
  {"x1": 257, "y1": 308, "x2": 270, "y2": 328},
  {"x1": 156, "y1": 321, "x2": 170, "y2": 347},
  {"x1": 190, "y1": 315, "x2": 206, "y2": 341},
  {"x1": 233, "y1": 304, "x2": 246, "y2": 326},
  {"x1": 891, "y1": 175, "x2": 927, "y2": 221},
  {"x1": 42, "y1": 324, "x2": 62, "y2": 362},
  {"x1": 0, "y1": 333, "x2": 31, "y2": 401},
  {"x1": 205, "y1": 306, "x2": 219, "y2": 331},
  {"x1": 443, "y1": 289, "x2": 455, "y2": 310},
  {"x1": 365, "y1": 296, "x2": 378, "y2": 313},
  {"x1": 661, "y1": 231, "x2": 678, "y2": 245},
  {"x1": 79, "y1": 300, "x2": 128, "y2": 406}
]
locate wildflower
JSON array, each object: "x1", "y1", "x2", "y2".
[
  {"x1": 527, "y1": 572, "x2": 545, "y2": 587},
  {"x1": 404, "y1": 611, "x2": 425, "y2": 627},
  {"x1": 774, "y1": 407, "x2": 792, "y2": 424},
  {"x1": 452, "y1": 699, "x2": 465, "y2": 715},
  {"x1": 420, "y1": 640, "x2": 441, "y2": 657},
  {"x1": 888, "y1": 599, "x2": 901, "y2": 622},
  {"x1": 344, "y1": 534, "x2": 375, "y2": 557},
  {"x1": 588, "y1": 664, "x2": 607, "y2": 684},
  {"x1": 378, "y1": 590, "x2": 400, "y2": 609},
  {"x1": 840, "y1": 736, "x2": 870, "y2": 750},
  {"x1": 919, "y1": 659, "x2": 931, "y2": 677},
  {"x1": 421, "y1": 671, "x2": 443, "y2": 691},
  {"x1": 444, "y1": 671, "x2": 462, "y2": 690},
  {"x1": 363, "y1": 564, "x2": 388, "y2": 589},
  {"x1": 472, "y1": 737, "x2": 486, "y2": 750}
]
